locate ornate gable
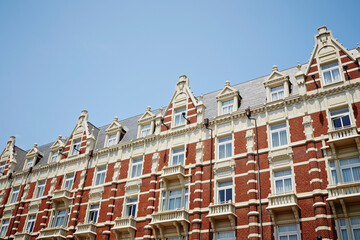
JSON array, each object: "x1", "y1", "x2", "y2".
[
  {"x1": 0, "y1": 136, "x2": 15, "y2": 162},
  {"x1": 216, "y1": 81, "x2": 240, "y2": 101},
  {"x1": 264, "y1": 66, "x2": 290, "y2": 87},
  {"x1": 26, "y1": 143, "x2": 41, "y2": 159},
  {"x1": 138, "y1": 106, "x2": 155, "y2": 125},
  {"x1": 50, "y1": 135, "x2": 65, "y2": 152},
  {"x1": 106, "y1": 117, "x2": 122, "y2": 134},
  {"x1": 216, "y1": 81, "x2": 241, "y2": 115},
  {"x1": 161, "y1": 75, "x2": 202, "y2": 131}
]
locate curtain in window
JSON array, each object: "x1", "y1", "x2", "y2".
[{"x1": 332, "y1": 68, "x2": 340, "y2": 82}]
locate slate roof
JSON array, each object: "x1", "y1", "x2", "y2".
[{"x1": 7, "y1": 48, "x2": 359, "y2": 174}]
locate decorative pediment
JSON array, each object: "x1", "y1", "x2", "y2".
[
  {"x1": 0, "y1": 136, "x2": 15, "y2": 160},
  {"x1": 216, "y1": 81, "x2": 240, "y2": 101},
  {"x1": 26, "y1": 143, "x2": 41, "y2": 159},
  {"x1": 138, "y1": 106, "x2": 155, "y2": 124},
  {"x1": 165, "y1": 75, "x2": 198, "y2": 111},
  {"x1": 305, "y1": 26, "x2": 356, "y2": 74},
  {"x1": 264, "y1": 65, "x2": 290, "y2": 87},
  {"x1": 50, "y1": 135, "x2": 65, "y2": 152},
  {"x1": 106, "y1": 117, "x2": 122, "y2": 134}
]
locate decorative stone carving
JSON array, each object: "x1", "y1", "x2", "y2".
[
  {"x1": 152, "y1": 152, "x2": 160, "y2": 173},
  {"x1": 195, "y1": 142, "x2": 203, "y2": 164},
  {"x1": 303, "y1": 115, "x2": 314, "y2": 141},
  {"x1": 246, "y1": 129, "x2": 255, "y2": 153}
]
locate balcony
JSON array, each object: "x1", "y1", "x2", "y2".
[
  {"x1": 74, "y1": 223, "x2": 97, "y2": 240},
  {"x1": 38, "y1": 227, "x2": 67, "y2": 240},
  {"x1": 112, "y1": 217, "x2": 136, "y2": 240},
  {"x1": 207, "y1": 202, "x2": 236, "y2": 231},
  {"x1": 160, "y1": 165, "x2": 186, "y2": 186},
  {"x1": 327, "y1": 125, "x2": 360, "y2": 150},
  {"x1": 267, "y1": 192, "x2": 299, "y2": 210},
  {"x1": 150, "y1": 209, "x2": 189, "y2": 237},
  {"x1": 14, "y1": 232, "x2": 32, "y2": 240},
  {"x1": 327, "y1": 182, "x2": 360, "y2": 202},
  {"x1": 52, "y1": 189, "x2": 73, "y2": 208}
]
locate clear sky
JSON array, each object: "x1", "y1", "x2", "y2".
[{"x1": 1, "y1": 1, "x2": 360, "y2": 151}]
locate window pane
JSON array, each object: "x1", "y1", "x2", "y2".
[
  {"x1": 226, "y1": 188, "x2": 232, "y2": 202},
  {"x1": 219, "y1": 145, "x2": 225, "y2": 159},
  {"x1": 323, "y1": 71, "x2": 332, "y2": 84},
  {"x1": 332, "y1": 68, "x2": 340, "y2": 82},
  {"x1": 272, "y1": 132, "x2": 279, "y2": 147},
  {"x1": 342, "y1": 115, "x2": 351, "y2": 127},
  {"x1": 342, "y1": 168, "x2": 353, "y2": 182}
]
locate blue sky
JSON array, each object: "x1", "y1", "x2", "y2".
[{"x1": 1, "y1": 1, "x2": 360, "y2": 151}]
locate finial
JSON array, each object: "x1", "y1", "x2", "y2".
[
  {"x1": 146, "y1": 106, "x2": 151, "y2": 111},
  {"x1": 297, "y1": 62, "x2": 301, "y2": 70},
  {"x1": 160, "y1": 106, "x2": 163, "y2": 114},
  {"x1": 58, "y1": 135, "x2": 62, "y2": 140},
  {"x1": 198, "y1": 93, "x2": 203, "y2": 103},
  {"x1": 225, "y1": 80, "x2": 230, "y2": 86},
  {"x1": 81, "y1": 110, "x2": 88, "y2": 115},
  {"x1": 356, "y1": 43, "x2": 360, "y2": 53},
  {"x1": 317, "y1": 26, "x2": 327, "y2": 34},
  {"x1": 179, "y1": 75, "x2": 187, "y2": 79},
  {"x1": 114, "y1": 116, "x2": 118, "y2": 122},
  {"x1": 272, "y1": 65, "x2": 278, "y2": 71},
  {"x1": 9, "y1": 136, "x2": 15, "y2": 141},
  {"x1": 34, "y1": 143, "x2": 38, "y2": 148}
]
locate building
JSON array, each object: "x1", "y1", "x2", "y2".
[{"x1": 0, "y1": 26, "x2": 360, "y2": 240}]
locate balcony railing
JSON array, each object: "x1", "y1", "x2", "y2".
[
  {"x1": 14, "y1": 232, "x2": 31, "y2": 240},
  {"x1": 162, "y1": 164, "x2": 185, "y2": 176},
  {"x1": 208, "y1": 202, "x2": 236, "y2": 217},
  {"x1": 113, "y1": 217, "x2": 137, "y2": 230},
  {"x1": 38, "y1": 227, "x2": 67, "y2": 239},
  {"x1": 327, "y1": 182, "x2": 360, "y2": 201},
  {"x1": 151, "y1": 209, "x2": 189, "y2": 225},
  {"x1": 74, "y1": 223, "x2": 97, "y2": 238},
  {"x1": 267, "y1": 192, "x2": 298, "y2": 210},
  {"x1": 52, "y1": 189, "x2": 72, "y2": 201},
  {"x1": 328, "y1": 125, "x2": 359, "y2": 142}
]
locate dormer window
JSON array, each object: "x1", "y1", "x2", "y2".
[
  {"x1": 107, "y1": 134, "x2": 117, "y2": 147},
  {"x1": 174, "y1": 108, "x2": 186, "y2": 127},
  {"x1": 0, "y1": 162, "x2": 5, "y2": 174},
  {"x1": 141, "y1": 124, "x2": 151, "y2": 137},
  {"x1": 321, "y1": 62, "x2": 341, "y2": 85},
  {"x1": 221, "y1": 99, "x2": 234, "y2": 114},
  {"x1": 72, "y1": 139, "x2": 81, "y2": 155},
  {"x1": 270, "y1": 85, "x2": 284, "y2": 101},
  {"x1": 51, "y1": 152, "x2": 58, "y2": 163},
  {"x1": 26, "y1": 158, "x2": 34, "y2": 169}
]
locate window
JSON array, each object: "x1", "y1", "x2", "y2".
[
  {"x1": 88, "y1": 203, "x2": 100, "y2": 223},
  {"x1": 26, "y1": 158, "x2": 34, "y2": 169},
  {"x1": 162, "y1": 188, "x2": 188, "y2": 211},
  {"x1": 0, "y1": 219, "x2": 9, "y2": 237},
  {"x1": 52, "y1": 209, "x2": 69, "y2": 227},
  {"x1": 321, "y1": 62, "x2": 341, "y2": 85},
  {"x1": 271, "y1": 123, "x2": 288, "y2": 148},
  {"x1": 216, "y1": 231, "x2": 236, "y2": 240},
  {"x1": 278, "y1": 224, "x2": 299, "y2": 240},
  {"x1": 51, "y1": 152, "x2": 58, "y2": 163},
  {"x1": 64, "y1": 174, "x2": 75, "y2": 189},
  {"x1": 36, "y1": 181, "x2": 46, "y2": 198},
  {"x1": 330, "y1": 108, "x2": 351, "y2": 129},
  {"x1": 330, "y1": 157, "x2": 360, "y2": 184},
  {"x1": 141, "y1": 124, "x2": 151, "y2": 137},
  {"x1": 95, "y1": 167, "x2": 106, "y2": 185},
  {"x1": 10, "y1": 187, "x2": 19, "y2": 203},
  {"x1": 274, "y1": 169, "x2": 292, "y2": 194},
  {"x1": 174, "y1": 108, "x2": 186, "y2": 127},
  {"x1": 218, "y1": 180, "x2": 233, "y2": 203},
  {"x1": 218, "y1": 136, "x2": 232, "y2": 160},
  {"x1": 338, "y1": 217, "x2": 360, "y2": 240},
  {"x1": 172, "y1": 148, "x2": 185, "y2": 165},
  {"x1": 26, "y1": 215, "x2": 36, "y2": 232},
  {"x1": 271, "y1": 85, "x2": 285, "y2": 101},
  {"x1": 125, "y1": 197, "x2": 138, "y2": 217},
  {"x1": 221, "y1": 99, "x2": 234, "y2": 114},
  {"x1": 107, "y1": 134, "x2": 117, "y2": 147},
  {"x1": 0, "y1": 162, "x2": 5, "y2": 174},
  {"x1": 131, "y1": 158, "x2": 143, "y2": 178},
  {"x1": 72, "y1": 139, "x2": 81, "y2": 155}
]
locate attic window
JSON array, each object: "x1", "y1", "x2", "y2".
[
  {"x1": 0, "y1": 162, "x2": 5, "y2": 174},
  {"x1": 270, "y1": 85, "x2": 284, "y2": 101},
  {"x1": 221, "y1": 99, "x2": 234, "y2": 114},
  {"x1": 141, "y1": 124, "x2": 151, "y2": 137},
  {"x1": 50, "y1": 152, "x2": 58, "y2": 163},
  {"x1": 321, "y1": 62, "x2": 341, "y2": 85},
  {"x1": 107, "y1": 134, "x2": 117, "y2": 147},
  {"x1": 71, "y1": 139, "x2": 81, "y2": 155},
  {"x1": 26, "y1": 158, "x2": 34, "y2": 169},
  {"x1": 174, "y1": 108, "x2": 186, "y2": 127}
]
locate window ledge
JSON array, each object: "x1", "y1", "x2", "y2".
[{"x1": 322, "y1": 79, "x2": 344, "y2": 88}]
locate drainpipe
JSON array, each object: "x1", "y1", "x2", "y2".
[
  {"x1": 246, "y1": 107, "x2": 263, "y2": 240},
  {"x1": 204, "y1": 118, "x2": 213, "y2": 240}
]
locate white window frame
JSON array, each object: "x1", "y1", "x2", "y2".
[
  {"x1": 36, "y1": 181, "x2": 46, "y2": 198},
  {"x1": 217, "y1": 179, "x2": 233, "y2": 203},
  {"x1": 71, "y1": 139, "x2": 81, "y2": 155},
  {"x1": 26, "y1": 214, "x2": 36, "y2": 232},
  {"x1": 107, "y1": 134, "x2": 117, "y2": 147},
  {"x1": 321, "y1": 62, "x2": 342, "y2": 85},
  {"x1": 141, "y1": 124, "x2": 151, "y2": 137},
  {"x1": 161, "y1": 188, "x2": 188, "y2": 211},
  {"x1": 271, "y1": 85, "x2": 285, "y2": 101},
  {"x1": 10, "y1": 187, "x2": 20, "y2": 204},
  {"x1": 277, "y1": 224, "x2": 300, "y2": 240},
  {"x1": 337, "y1": 217, "x2": 360, "y2": 240},
  {"x1": 172, "y1": 147, "x2": 185, "y2": 165},
  {"x1": 88, "y1": 203, "x2": 100, "y2": 223},
  {"x1": 270, "y1": 122, "x2": 288, "y2": 148},
  {"x1": 273, "y1": 169, "x2": 293, "y2": 194},
  {"x1": 130, "y1": 158, "x2": 143, "y2": 179},
  {"x1": 124, "y1": 197, "x2": 138, "y2": 218},
  {"x1": 329, "y1": 156, "x2": 360, "y2": 184},
  {"x1": 95, "y1": 166, "x2": 106, "y2": 186},
  {"x1": 0, "y1": 219, "x2": 9, "y2": 237},
  {"x1": 50, "y1": 151, "x2": 58, "y2": 163},
  {"x1": 174, "y1": 108, "x2": 186, "y2": 127},
  {"x1": 51, "y1": 209, "x2": 69, "y2": 227},
  {"x1": 64, "y1": 173, "x2": 75, "y2": 190},
  {"x1": 0, "y1": 162, "x2": 5, "y2": 174},
  {"x1": 26, "y1": 158, "x2": 34, "y2": 169},
  {"x1": 221, "y1": 99, "x2": 234, "y2": 115},
  {"x1": 215, "y1": 231, "x2": 236, "y2": 240},
  {"x1": 330, "y1": 107, "x2": 351, "y2": 129},
  {"x1": 218, "y1": 136, "x2": 233, "y2": 160}
]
